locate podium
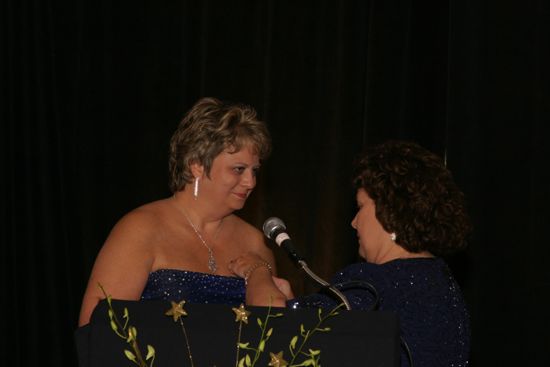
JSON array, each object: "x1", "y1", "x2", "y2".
[{"x1": 75, "y1": 299, "x2": 400, "y2": 367}]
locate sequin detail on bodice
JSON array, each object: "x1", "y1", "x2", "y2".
[
  {"x1": 140, "y1": 269, "x2": 245, "y2": 305},
  {"x1": 288, "y1": 257, "x2": 470, "y2": 367}
]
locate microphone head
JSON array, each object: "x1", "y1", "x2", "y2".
[{"x1": 262, "y1": 217, "x2": 287, "y2": 240}]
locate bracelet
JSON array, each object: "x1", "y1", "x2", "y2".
[{"x1": 243, "y1": 261, "x2": 273, "y2": 285}]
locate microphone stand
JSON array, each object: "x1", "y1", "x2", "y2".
[
  {"x1": 297, "y1": 259, "x2": 352, "y2": 311},
  {"x1": 262, "y1": 217, "x2": 352, "y2": 310}
]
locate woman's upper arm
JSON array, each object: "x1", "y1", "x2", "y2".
[{"x1": 78, "y1": 211, "x2": 156, "y2": 326}]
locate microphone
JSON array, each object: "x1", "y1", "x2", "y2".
[
  {"x1": 262, "y1": 217, "x2": 304, "y2": 264},
  {"x1": 262, "y1": 217, "x2": 351, "y2": 310}
]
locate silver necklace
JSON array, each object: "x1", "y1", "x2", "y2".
[{"x1": 180, "y1": 208, "x2": 221, "y2": 273}]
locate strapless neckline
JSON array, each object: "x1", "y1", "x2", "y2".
[
  {"x1": 141, "y1": 267, "x2": 245, "y2": 305},
  {"x1": 149, "y1": 268, "x2": 241, "y2": 280}
]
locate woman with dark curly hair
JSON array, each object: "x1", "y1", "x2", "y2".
[
  {"x1": 229, "y1": 140, "x2": 471, "y2": 367},
  {"x1": 79, "y1": 97, "x2": 275, "y2": 326}
]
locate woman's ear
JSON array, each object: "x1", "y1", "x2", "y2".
[{"x1": 190, "y1": 162, "x2": 204, "y2": 178}]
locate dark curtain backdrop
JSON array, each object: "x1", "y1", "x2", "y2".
[{"x1": 2, "y1": 0, "x2": 549, "y2": 366}]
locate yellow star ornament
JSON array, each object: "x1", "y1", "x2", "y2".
[
  {"x1": 268, "y1": 351, "x2": 288, "y2": 367},
  {"x1": 165, "y1": 300, "x2": 187, "y2": 322},
  {"x1": 232, "y1": 303, "x2": 251, "y2": 324}
]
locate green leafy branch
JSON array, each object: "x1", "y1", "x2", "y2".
[
  {"x1": 99, "y1": 284, "x2": 156, "y2": 367},
  {"x1": 236, "y1": 303, "x2": 283, "y2": 367},
  {"x1": 98, "y1": 285, "x2": 343, "y2": 367},
  {"x1": 287, "y1": 303, "x2": 345, "y2": 367}
]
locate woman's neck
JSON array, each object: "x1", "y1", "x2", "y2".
[
  {"x1": 374, "y1": 244, "x2": 433, "y2": 264},
  {"x1": 171, "y1": 190, "x2": 227, "y2": 233}
]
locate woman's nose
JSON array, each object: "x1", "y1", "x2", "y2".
[
  {"x1": 351, "y1": 214, "x2": 357, "y2": 229},
  {"x1": 241, "y1": 170, "x2": 256, "y2": 188}
]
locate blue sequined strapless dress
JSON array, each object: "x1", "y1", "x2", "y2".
[{"x1": 140, "y1": 269, "x2": 246, "y2": 305}]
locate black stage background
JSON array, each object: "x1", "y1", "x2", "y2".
[{"x1": 2, "y1": 1, "x2": 549, "y2": 366}]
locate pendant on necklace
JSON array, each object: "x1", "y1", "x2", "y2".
[
  {"x1": 177, "y1": 204, "x2": 220, "y2": 274},
  {"x1": 208, "y1": 253, "x2": 217, "y2": 273}
]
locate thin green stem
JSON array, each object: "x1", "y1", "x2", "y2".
[
  {"x1": 289, "y1": 303, "x2": 345, "y2": 366},
  {"x1": 235, "y1": 322, "x2": 243, "y2": 367},
  {"x1": 179, "y1": 319, "x2": 195, "y2": 367},
  {"x1": 251, "y1": 303, "x2": 272, "y2": 365}
]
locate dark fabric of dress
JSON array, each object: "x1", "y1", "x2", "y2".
[
  {"x1": 140, "y1": 269, "x2": 246, "y2": 305},
  {"x1": 288, "y1": 257, "x2": 470, "y2": 367}
]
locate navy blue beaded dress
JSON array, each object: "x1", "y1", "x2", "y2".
[
  {"x1": 140, "y1": 269, "x2": 246, "y2": 305},
  {"x1": 288, "y1": 257, "x2": 470, "y2": 367}
]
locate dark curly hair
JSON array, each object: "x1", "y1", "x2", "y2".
[
  {"x1": 353, "y1": 140, "x2": 471, "y2": 256},
  {"x1": 169, "y1": 97, "x2": 271, "y2": 193}
]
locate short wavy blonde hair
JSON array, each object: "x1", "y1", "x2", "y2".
[{"x1": 169, "y1": 97, "x2": 271, "y2": 193}]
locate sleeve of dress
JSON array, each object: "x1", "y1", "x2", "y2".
[
  {"x1": 286, "y1": 290, "x2": 338, "y2": 309},
  {"x1": 286, "y1": 263, "x2": 380, "y2": 311}
]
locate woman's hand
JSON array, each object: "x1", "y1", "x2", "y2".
[
  {"x1": 228, "y1": 252, "x2": 268, "y2": 279},
  {"x1": 228, "y1": 252, "x2": 288, "y2": 307},
  {"x1": 272, "y1": 276, "x2": 294, "y2": 299}
]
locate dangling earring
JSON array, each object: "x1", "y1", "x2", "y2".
[
  {"x1": 193, "y1": 177, "x2": 199, "y2": 199},
  {"x1": 390, "y1": 232, "x2": 397, "y2": 242}
]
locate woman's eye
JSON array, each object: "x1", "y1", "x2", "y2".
[
  {"x1": 233, "y1": 166, "x2": 245, "y2": 174},
  {"x1": 252, "y1": 167, "x2": 260, "y2": 176}
]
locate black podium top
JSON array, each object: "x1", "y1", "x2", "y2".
[{"x1": 75, "y1": 299, "x2": 399, "y2": 367}]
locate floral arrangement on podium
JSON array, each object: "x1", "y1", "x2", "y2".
[{"x1": 100, "y1": 285, "x2": 343, "y2": 367}]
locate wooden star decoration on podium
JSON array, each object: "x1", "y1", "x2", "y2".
[
  {"x1": 232, "y1": 303, "x2": 251, "y2": 324},
  {"x1": 165, "y1": 300, "x2": 187, "y2": 322},
  {"x1": 268, "y1": 351, "x2": 288, "y2": 367}
]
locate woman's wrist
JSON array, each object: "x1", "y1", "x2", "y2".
[{"x1": 243, "y1": 261, "x2": 273, "y2": 285}]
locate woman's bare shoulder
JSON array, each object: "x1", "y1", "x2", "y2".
[
  {"x1": 229, "y1": 215, "x2": 275, "y2": 262},
  {"x1": 229, "y1": 215, "x2": 264, "y2": 240},
  {"x1": 119, "y1": 198, "x2": 174, "y2": 225},
  {"x1": 105, "y1": 198, "x2": 173, "y2": 249}
]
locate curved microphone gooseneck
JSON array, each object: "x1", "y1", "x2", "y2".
[
  {"x1": 264, "y1": 217, "x2": 414, "y2": 366},
  {"x1": 263, "y1": 218, "x2": 414, "y2": 366},
  {"x1": 262, "y1": 217, "x2": 352, "y2": 311}
]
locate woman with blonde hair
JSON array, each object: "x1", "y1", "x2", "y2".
[{"x1": 79, "y1": 97, "x2": 274, "y2": 326}]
